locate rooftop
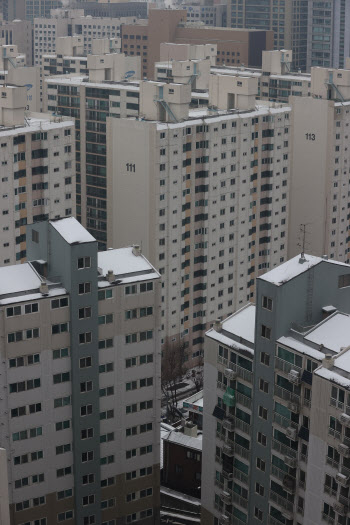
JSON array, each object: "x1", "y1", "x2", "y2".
[
  {"x1": 0, "y1": 114, "x2": 74, "y2": 137},
  {"x1": 98, "y1": 246, "x2": 160, "y2": 285},
  {"x1": 50, "y1": 217, "x2": 96, "y2": 245},
  {"x1": 259, "y1": 253, "x2": 349, "y2": 287},
  {"x1": 162, "y1": 429, "x2": 202, "y2": 451},
  {"x1": 0, "y1": 263, "x2": 43, "y2": 297},
  {"x1": 304, "y1": 312, "x2": 350, "y2": 353}
]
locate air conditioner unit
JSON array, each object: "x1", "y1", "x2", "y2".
[
  {"x1": 286, "y1": 427, "x2": 297, "y2": 440},
  {"x1": 334, "y1": 501, "x2": 347, "y2": 515},
  {"x1": 338, "y1": 444, "x2": 350, "y2": 457},
  {"x1": 224, "y1": 368, "x2": 237, "y2": 380},
  {"x1": 222, "y1": 444, "x2": 234, "y2": 457},
  {"x1": 288, "y1": 401, "x2": 300, "y2": 413},
  {"x1": 288, "y1": 370, "x2": 300, "y2": 384},
  {"x1": 339, "y1": 413, "x2": 350, "y2": 427},
  {"x1": 284, "y1": 456, "x2": 297, "y2": 468},
  {"x1": 220, "y1": 491, "x2": 231, "y2": 505},
  {"x1": 222, "y1": 418, "x2": 235, "y2": 432},
  {"x1": 219, "y1": 515, "x2": 230, "y2": 525},
  {"x1": 336, "y1": 472, "x2": 350, "y2": 486}
]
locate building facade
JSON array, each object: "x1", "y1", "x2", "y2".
[
  {"x1": 201, "y1": 253, "x2": 350, "y2": 525},
  {"x1": 0, "y1": 216, "x2": 161, "y2": 525},
  {"x1": 227, "y1": 0, "x2": 309, "y2": 72},
  {"x1": 107, "y1": 76, "x2": 291, "y2": 363},
  {"x1": 307, "y1": 0, "x2": 350, "y2": 70},
  {"x1": 121, "y1": 9, "x2": 273, "y2": 80},
  {"x1": 0, "y1": 85, "x2": 75, "y2": 267}
]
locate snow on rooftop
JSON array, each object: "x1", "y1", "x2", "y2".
[
  {"x1": 0, "y1": 263, "x2": 42, "y2": 296},
  {"x1": 305, "y1": 313, "x2": 350, "y2": 353},
  {"x1": 50, "y1": 217, "x2": 96, "y2": 245},
  {"x1": 259, "y1": 254, "x2": 323, "y2": 286},
  {"x1": 162, "y1": 430, "x2": 202, "y2": 451},
  {"x1": 315, "y1": 366, "x2": 350, "y2": 389},
  {"x1": 98, "y1": 247, "x2": 157, "y2": 277},
  {"x1": 277, "y1": 335, "x2": 325, "y2": 361},
  {"x1": 221, "y1": 303, "x2": 255, "y2": 343},
  {"x1": 334, "y1": 348, "x2": 350, "y2": 374}
]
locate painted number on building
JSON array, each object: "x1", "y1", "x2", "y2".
[
  {"x1": 126, "y1": 163, "x2": 136, "y2": 172},
  {"x1": 305, "y1": 133, "x2": 316, "y2": 141}
]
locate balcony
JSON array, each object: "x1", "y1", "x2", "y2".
[
  {"x1": 232, "y1": 492, "x2": 248, "y2": 509},
  {"x1": 215, "y1": 454, "x2": 223, "y2": 465},
  {"x1": 233, "y1": 442, "x2": 250, "y2": 461},
  {"x1": 326, "y1": 456, "x2": 339, "y2": 470},
  {"x1": 235, "y1": 391, "x2": 252, "y2": 410},
  {"x1": 269, "y1": 490, "x2": 294, "y2": 513},
  {"x1": 273, "y1": 412, "x2": 299, "y2": 430},
  {"x1": 272, "y1": 439, "x2": 297, "y2": 459},
  {"x1": 222, "y1": 417, "x2": 235, "y2": 432},
  {"x1": 234, "y1": 417, "x2": 251, "y2": 436},
  {"x1": 275, "y1": 357, "x2": 302, "y2": 376},
  {"x1": 215, "y1": 477, "x2": 224, "y2": 490},
  {"x1": 274, "y1": 385, "x2": 300, "y2": 405},
  {"x1": 271, "y1": 464, "x2": 293, "y2": 483},
  {"x1": 228, "y1": 362, "x2": 253, "y2": 383},
  {"x1": 322, "y1": 513, "x2": 335, "y2": 524},
  {"x1": 217, "y1": 380, "x2": 226, "y2": 391},
  {"x1": 222, "y1": 443, "x2": 234, "y2": 457},
  {"x1": 233, "y1": 468, "x2": 248, "y2": 486},
  {"x1": 220, "y1": 490, "x2": 232, "y2": 505},
  {"x1": 328, "y1": 427, "x2": 341, "y2": 440}
]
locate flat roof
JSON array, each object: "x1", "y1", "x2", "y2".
[
  {"x1": 50, "y1": 217, "x2": 96, "y2": 245},
  {"x1": 305, "y1": 312, "x2": 350, "y2": 354},
  {"x1": 0, "y1": 263, "x2": 42, "y2": 297},
  {"x1": 98, "y1": 247, "x2": 159, "y2": 279},
  {"x1": 221, "y1": 303, "x2": 255, "y2": 344}
]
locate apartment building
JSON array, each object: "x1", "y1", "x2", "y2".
[
  {"x1": 121, "y1": 8, "x2": 273, "y2": 80},
  {"x1": 0, "y1": 18, "x2": 33, "y2": 66},
  {"x1": 288, "y1": 66, "x2": 350, "y2": 263},
  {"x1": 201, "y1": 252, "x2": 350, "y2": 525},
  {"x1": 107, "y1": 75, "x2": 291, "y2": 363},
  {"x1": 155, "y1": 48, "x2": 311, "y2": 104},
  {"x1": 0, "y1": 216, "x2": 161, "y2": 525},
  {"x1": 0, "y1": 84, "x2": 75, "y2": 267},
  {"x1": 43, "y1": 65, "x2": 141, "y2": 249},
  {"x1": 26, "y1": 0, "x2": 61, "y2": 21},
  {"x1": 307, "y1": 1, "x2": 350, "y2": 70},
  {"x1": 227, "y1": 0, "x2": 308, "y2": 71},
  {"x1": 183, "y1": 4, "x2": 227, "y2": 28},
  {"x1": 69, "y1": 2, "x2": 148, "y2": 19},
  {"x1": 33, "y1": 9, "x2": 136, "y2": 70}
]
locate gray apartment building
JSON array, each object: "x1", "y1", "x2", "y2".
[
  {"x1": 0, "y1": 217, "x2": 161, "y2": 525},
  {"x1": 202, "y1": 253, "x2": 350, "y2": 525}
]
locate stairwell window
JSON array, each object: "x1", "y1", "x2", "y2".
[{"x1": 261, "y1": 325, "x2": 271, "y2": 340}]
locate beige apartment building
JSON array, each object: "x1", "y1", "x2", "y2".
[
  {"x1": 0, "y1": 84, "x2": 76, "y2": 267},
  {"x1": 0, "y1": 216, "x2": 161, "y2": 525},
  {"x1": 107, "y1": 75, "x2": 291, "y2": 362},
  {"x1": 288, "y1": 66, "x2": 350, "y2": 263}
]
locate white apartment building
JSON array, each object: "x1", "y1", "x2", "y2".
[
  {"x1": 288, "y1": 66, "x2": 350, "y2": 263},
  {"x1": 34, "y1": 9, "x2": 137, "y2": 70},
  {"x1": 201, "y1": 253, "x2": 350, "y2": 525},
  {"x1": 0, "y1": 84, "x2": 76, "y2": 267},
  {"x1": 107, "y1": 75, "x2": 291, "y2": 363},
  {"x1": 155, "y1": 48, "x2": 311, "y2": 105},
  {"x1": 0, "y1": 216, "x2": 161, "y2": 525}
]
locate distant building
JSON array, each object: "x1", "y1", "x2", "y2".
[
  {"x1": 121, "y1": 9, "x2": 274, "y2": 79},
  {"x1": 162, "y1": 423, "x2": 202, "y2": 498},
  {"x1": 0, "y1": 84, "x2": 75, "y2": 267}
]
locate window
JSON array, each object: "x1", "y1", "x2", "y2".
[
  {"x1": 79, "y1": 332, "x2": 92, "y2": 344},
  {"x1": 53, "y1": 347, "x2": 69, "y2": 359},
  {"x1": 56, "y1": 420, "x2": 70, "y2": 431},
  {"x1": 259, "y1": 379, "x2": 269, "y2": 393},
  {"x1": 99, "y1": 362, "x2": 113, "y2": 373},
  {"x1": 52, "y1": 323, "x2": 68, "y2": 335},
  {"x1": 54, "y1": 396, "x2": 71, "y2": 408},
  {"x1": 256, "y1": 458, "x2": 265, "y2": 471},
  {"x1": 260, "y1": 352, "x2": 270, "y2": 366},
  {"x1": 81, "y1": 428, "x2": 94, "y2": 440},
  {"x1": 79, "y1": 282, "x2": 91, "y2": 294},
  {"x1": 98, "y1": 314, "x2": 113, "y2": 325},
  {"x1": 262, "y1": 295, "x2": 273, "y2": 310},
  {"x1": 261, "y1": 325, "x2": 271, "y2": 339},
  {"x1": 254, "y1": 508, "x2": 263, "y2": 521},
  {"x1": 140, "y1": 282, "x2": 153, "y2": 293},
  {"x1": 339, "y1": 274, "x2": 350, "y2": 288},
  {"x1": 79, "y1": 307, "x2": 92, "y2": 319},
  {"x1": 80, "y1": 381, "x2": 93, "y2": 393},
  {"x1": 255, "y1": 482, "x2": 264, "y2": 496},
  {"x1": 51, "y1": 297, "x2": 69, "y2": 309},
  {"x1": 80, "y1": 357, "x2": 92, "y2": 368},
  {"x1": 78, "y1": 257, "x2": 91, "y2": 269},
  {"x1": 98, "y1": 289, "x2": 113, "y2": 300},
  {"x1": 53, "y1": 372, "x2": 70, "y2": 384},
  {"x1": 258, "y1": 406, "x2": 268, "y2": 420}
]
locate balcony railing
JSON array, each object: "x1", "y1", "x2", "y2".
[
  {"x1": 234, "y1": 417, "x2": 251, "y2": 436},
  {"x1": 217, "y1": 380, "x2": 226, "y2": 391},
  {"x1": 234, "y1": 442, "x2": 250, "y2": 461},
  {"x1": 271, "y1": 464, "x2": 292, "y2": 483},
  {"x1": 300, "y1": 453, "x2": 308, "y2": 463},
  {"x1": 232, "y1": 492, "x2": 248, "y2": 509},
  {"x1": 322, "y1": 513, "x2": 335, "y2": 524},
  {"x1": 339, "y1": 494, "x2": 350, "y2": 506},
  {"x1": 274, "y1": 385, "x2": 300, "y2": 404},
  {"x1": 324, "y1": 484, "x2": 337, "y2": 498},
  {"x1": 215, "y1": 478, "x2": 224, "y2": 490},
  {"x1": 273, "y1": 412, "x2": 298, "y2": 430},
  {"x1": 272, "y1": 439, "x2": 297, "y2": 459},
  {"x1": 275, "y1": 357, "x2": 302, "y2": 375},
  {"x1": 215, "y1": 454, "x2": 223, "y2": 465},
  {"x1": 303, "y1": 397, "x2": 311, "y2": 408},
  {"x1": 233, "y1": 468, "x2": 248, "y2": 486},
  {"x1": 343, "y1": 436, "x2": 350, "y2": 448},
  {"x1": 326, "y1": 457, "x2": 339, "y2": 470},
  {"x1": 328, "y1": 427, "x2": 341, "y2": 440},
  {"x1": 269, "y1": 490, "x2": 294, "y2": 512},
  {"x1": 235, "y1": 391, "x2": 252, "y2": 410}
]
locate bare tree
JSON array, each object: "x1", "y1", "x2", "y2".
[{"x1": 161, "y1": 341, "x2": 186, "y2": 419}]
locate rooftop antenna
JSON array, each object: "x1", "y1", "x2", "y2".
[{"x1": 297, "y1": 223, "x2": 310, "y2": 262}]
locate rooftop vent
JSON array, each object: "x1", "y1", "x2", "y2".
[
  {"x1": 213, "y1": 319, "x2": 222, "y2": 332},
  {"x1": 132, "y1": 244, "x2": 142, "y2": 257},
  {"x1": 106, "y1": 270, "x2": 115, "y2": 283},
  {"x1": 39, "y1": 282, "x2": 49, "y2": 296}
]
